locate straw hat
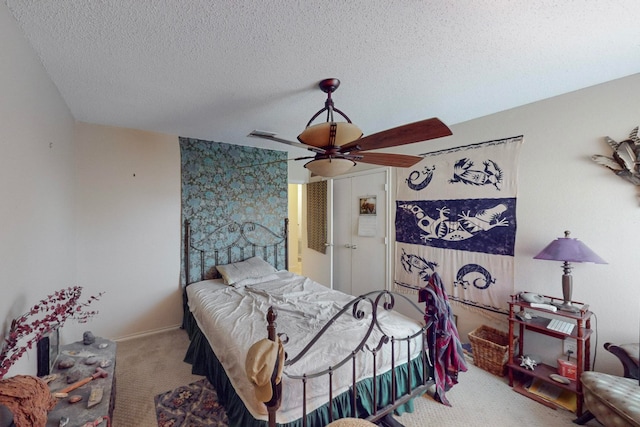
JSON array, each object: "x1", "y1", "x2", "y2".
[{"x1": 245, "y1": 338, "x2": 284, "y2": 402}]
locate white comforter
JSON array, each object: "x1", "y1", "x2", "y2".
[{"x1": 187, "y1": 270, "x2": 423, "y2": 423}]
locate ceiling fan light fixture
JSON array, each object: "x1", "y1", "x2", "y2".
[
  {"x1": 249, "y1": 78, "x2": 452, "y2": 172},
  {"x1": 304, "y1": 158, "x2": 356, "y2": 177},
  {"x1": 297, "y1": 122, "x2": 363, "y2": 148}
]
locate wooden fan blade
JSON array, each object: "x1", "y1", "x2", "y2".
[
  {"x1": 353, "y1": 151, "x2": 423, "y2": 167},
  {"x1": 340, "y1": 118, "x2": 452, "y2": 153},
  {"x1": 248, "y1": 130, "x2": 325, "y2": 153}
]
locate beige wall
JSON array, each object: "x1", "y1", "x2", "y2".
[
  {"x1": 1, "y1": 3, "x2": 76, "y2": 377},
  {"x1": 73, "y1": 123, "x2": 181, "y2": 341}
]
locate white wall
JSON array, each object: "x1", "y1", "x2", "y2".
[
  {"x1": 392, "y1": 73, "x2": 640, "y2": 375},
  {"x1": 0, "y1": 3, "x2": 76, "y2": 377},
  {"x1": 288, "y1": 161, "x2": 309, "y2": 184},
  {"x1": 73, "y1": 123, "x2": 181, "y2": 341}
]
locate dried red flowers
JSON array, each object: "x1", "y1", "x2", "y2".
[{"x1": 0, "y1": 286, "x2": 103, "y2": 379}]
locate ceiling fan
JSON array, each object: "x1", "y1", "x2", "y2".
[{"x1": 249, "y1": 78, "x2": 452, "y2": 177}]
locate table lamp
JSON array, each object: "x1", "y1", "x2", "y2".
[{"x1": 533, "y1": 231, "x2": 607, "y2": 312}]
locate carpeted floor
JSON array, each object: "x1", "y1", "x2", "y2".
[
  {"x1": 112, "y1": 327, "x2": 203, "y2": 426},
  {"x1": 113, "y1": 328, "x2": 601, "y2": 426}
]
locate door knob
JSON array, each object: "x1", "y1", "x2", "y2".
[
  {"x1": 351, "y1": 244, "x2": 357, "y2": 249},
  {"x1": 344, "y1": 244, "x2": 352, "y2": 248}
]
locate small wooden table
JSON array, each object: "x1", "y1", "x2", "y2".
[
  {"x1": 507, "y1": 293, "x2": 592, "y2": 416},
  {"x1": 46, "y1": 337, "x2": 116, "y2": 427}
]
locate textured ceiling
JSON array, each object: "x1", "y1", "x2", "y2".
[{"x1": 6, "y1": 1, "x2": 640, "y2": 156}]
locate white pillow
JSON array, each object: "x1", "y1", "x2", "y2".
[
  {"x1": 216, "y1": 256, "x2": 278, "y2": 285},
  {"x1": 188, "y1": 278, "x2": 227, "y2": 292}
]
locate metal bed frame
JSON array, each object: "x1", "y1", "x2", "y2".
[{"x1": 182, "y1": 218, "x2": 435, "y2": 427}]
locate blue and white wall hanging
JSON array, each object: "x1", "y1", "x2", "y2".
[{"x1": 395, "y1": 136, "x2": 523, "y2": 314}]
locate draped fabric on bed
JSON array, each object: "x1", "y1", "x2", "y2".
[{"x1": 418, "y1": 273, "x2": 467, "y2": 406}]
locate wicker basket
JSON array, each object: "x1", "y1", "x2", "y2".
[{"x1": 468, "y1": 325, "x2": 516, "y2": 376}]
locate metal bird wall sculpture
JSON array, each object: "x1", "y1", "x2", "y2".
[{"x1": 592, "y1": 126, "x2": 640, "y2": 185}]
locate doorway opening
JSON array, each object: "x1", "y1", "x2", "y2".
[{"x1": 288, "y1": 184, "x2": 303, "y2": 274}]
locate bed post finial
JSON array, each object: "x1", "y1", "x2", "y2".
[
  {"x1": 266, "y1": 306, "x2": 281, "y2": 427},
  {"x1": 284, "y1": 218, "x2": 289, "y2": 271},
  {"x1": 184, "y1": 220, "x2": 191, "y2": 284},
  {"x1": 267, "y1": 306, "x2": 278, "y2": 341}
]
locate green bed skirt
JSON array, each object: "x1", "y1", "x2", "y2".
[{"x1": 183, "y1": 309, "x2": 430, "y2": 427}]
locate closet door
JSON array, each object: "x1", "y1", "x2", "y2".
[
  {"x1": 333, "y1": 176, "x2": 352, "y2": 294},
  {"x1": 333, "y1": 170, "x2": 388, "y2": 296}
]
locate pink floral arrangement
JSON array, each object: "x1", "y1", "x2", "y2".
[{"x1": 0, "y1": 286, "x2": 103, "y2": 379}]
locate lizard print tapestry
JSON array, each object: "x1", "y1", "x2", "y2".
[{"x1": 395, "y1": 135, "x2": 523, "y2": 313}]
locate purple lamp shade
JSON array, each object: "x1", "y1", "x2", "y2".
[
  {"x1": 533, "y1": 230, "x2": 606, "y2": 312},
  {"x1": 533, "y1": 231, "x2": 607, "y2": 264}
]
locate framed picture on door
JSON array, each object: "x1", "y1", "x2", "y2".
[{"x1": 359, "y1": 196, "x2": 376, "y2": 215}]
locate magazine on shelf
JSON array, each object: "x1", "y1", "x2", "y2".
[{"x1": 526, "y1": 378, "x2": 577, "y2": 412}]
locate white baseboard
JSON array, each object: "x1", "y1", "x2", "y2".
[{"x1": 114, "y1": 323, "x2": 182, "y2": 342}]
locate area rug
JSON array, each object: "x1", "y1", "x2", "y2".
[{"x1": 155, "y1": 378, "x2": 229, "y2": 427}]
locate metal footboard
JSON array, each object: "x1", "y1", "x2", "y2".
[{"x1": 264, "y1": 290, "x2": 435, "y2": 427}]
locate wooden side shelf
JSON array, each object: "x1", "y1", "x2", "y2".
[
  {"x1": 512, "y1": 381, "x2": 560, "y2": 411},
  {"x1": 507, "y1": 293, "x2": 592, "y2": 416}
]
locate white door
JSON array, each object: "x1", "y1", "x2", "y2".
[{"x1": 333, "y1": 170, "x2": 388, "y2": 296}]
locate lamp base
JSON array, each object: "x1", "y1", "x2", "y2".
[
  {"x1": 557, "y1": 270, "x2": 580, "y2": 313},
  {"x1": 553, "y1": 301, "x2": 581, "y2": 313}
]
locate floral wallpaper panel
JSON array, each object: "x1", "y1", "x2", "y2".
[{"x1": 180, "y1": 137, "x2": 288, "y2": 284}]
